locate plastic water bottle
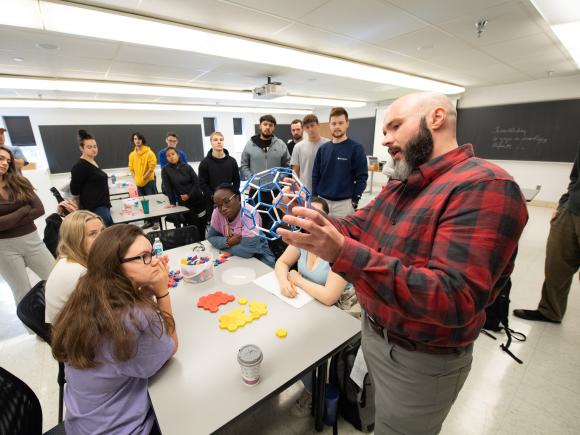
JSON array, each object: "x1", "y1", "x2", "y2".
[
  {"x1": 153, "y1": 237, "x2": 164, "y2": 257},
  {"x1": 111, "y1": 174, "x2": 116, "y2": 184}
]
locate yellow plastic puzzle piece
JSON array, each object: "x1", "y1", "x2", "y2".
[
  {"x1": 218, "y1": 301, "x2": 268, "y2": 332},
  {"x1": 276, "y1": 328, "x2": 287, "y2": 338},
  {"x1": 238, "y1": 297, "x2": 248, "y2": 305}
]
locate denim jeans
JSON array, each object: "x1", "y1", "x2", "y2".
[{"x1": 92, "y1": 206, "x2": 113, "y2": 227}]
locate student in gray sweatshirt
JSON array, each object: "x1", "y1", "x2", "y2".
[{"x1": 240, "y1": 114, "x2": 290, "y2": 180}]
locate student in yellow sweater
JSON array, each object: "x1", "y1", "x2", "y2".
[{"x1": 128, "y1": 132, "x2": 159, "y2": 229}]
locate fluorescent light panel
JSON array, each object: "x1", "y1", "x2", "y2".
[
  {"x1": 552, "y1": 22, "x2": 580, "y2": 67},
  {"x1": 0, "y1": 0, "x2": 464, "y2": 94},
  {"x1": 0, "y1": 98, "x2": 311, "y2": 114},
  {"x1": 0, "y1": 77, "x2": 367, "y2": 108},
  {"x1": 530, "y1": 0, "x2": 580, "y2": 68}
]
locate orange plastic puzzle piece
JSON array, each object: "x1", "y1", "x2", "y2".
[{"x1": 197, "y1": 291, "x2": 235, "y2": 313}]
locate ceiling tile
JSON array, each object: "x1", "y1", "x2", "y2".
[
  {"x1": 0, "y1": 28, "x2": 120, "y2": 59},
  {"x1": 378, "y1": 27, "x2": 470, "y2": 60},
  {"x1": 298, "y1": 0, "x2": 427, "y2": 43},
  {"x1": 115, "y1": 44, "x2": 227, "y2": 72},
  {"x1": 478, "y1": 33, "x2": 565, "y2": 63},
  {"x1": 269, "y1": 23, "x2": 360, "y2": 57},
  {"x1": 386, "y1": 0, "x2": 513, "y2": 25},
  {"x1": 225, "y1": 0, "x2": 330, "y2": 20},
  {"x1": 440, "y1": 1, "x2": 545, "y2": 46},
  {"x1": 137, "y1": 0, "x2": 291, "y2": 38}
]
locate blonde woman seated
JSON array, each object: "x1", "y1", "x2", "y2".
[
  {"x1": 275, "y1": 197, "x2": 354, "y2": 307},
  {"x1": 45, "y1": 210, "x2": 104, "y2": 322}
]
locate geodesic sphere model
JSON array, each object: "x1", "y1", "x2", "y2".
[{"x1": 240, "y1": 167, "x2": 311, "y2": 240}]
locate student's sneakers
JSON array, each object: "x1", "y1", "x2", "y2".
[
  {"x1": 152, "y1": 223, "x2": 160, "y2": 231},
  {"x1": 141, "y1": 221, "x2": 153, "y2": 229},
  {"x1": 290, "y1": 389, "x2": 312, "y2": 418}
]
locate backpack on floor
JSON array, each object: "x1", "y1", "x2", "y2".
[
  {"x1": 330, "y1": 339, "x2": 375, "y2": 433},
  {"x1": 482, "y1": 277, "x2": 527, "y2": 364}
]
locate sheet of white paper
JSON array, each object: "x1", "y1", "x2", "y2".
[{"x1": 253, "y1": 271, "x2": 314, "y2": 308}]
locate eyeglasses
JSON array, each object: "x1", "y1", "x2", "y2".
[
  {"x1": 121, "y1": 250, "x2": 156, "y2": 265},
  {"x1": 213, "y1": 193, "x2": 237, "y2": 210}
]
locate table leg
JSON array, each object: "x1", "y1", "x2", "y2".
[{"x1": 314, "y1": 360, "x2": 327, "y2": 432}]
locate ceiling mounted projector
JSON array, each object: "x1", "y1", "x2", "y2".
[{"x1": 253, "y1": 76, "x2": 287, "y2": 100}]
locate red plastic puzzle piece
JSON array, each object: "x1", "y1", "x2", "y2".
[{"x1": 197, "y1": 291, "x2": 235, "y2": 313}]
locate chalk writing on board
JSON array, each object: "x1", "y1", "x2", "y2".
[{"x1": 491, "y1": 126, "x2": 548, "y2": 151}]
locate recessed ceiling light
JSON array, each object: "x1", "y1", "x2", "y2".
[
  {"x1": 12, "y1": 57, "x2": 25, "y2": 62},
  {"x1": 35, "y1": 42, "x2": 59, "y2": 50}
]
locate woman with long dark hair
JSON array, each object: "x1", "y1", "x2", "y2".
[
  {"x1": 70, "y1": 129, "x2": 113, "y2": 226},
  {"x1": 0, "y1": 146, "x2": 54, "y2": 304},
  {"x1": 51, "y1": 224, "x2": 178, "y2": 434}
]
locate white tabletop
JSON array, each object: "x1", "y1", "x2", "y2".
[
  {"x1": 521, "y1": 187, "x2": 540, "y2": 202},
  {"x1": 110, "y1": 193, "x2": 189, "y2": 224},
  {"x1": 149, "y1": 243, "x2": 361, "y2": 435}
]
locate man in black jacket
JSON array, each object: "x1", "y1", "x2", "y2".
[
  {"x1": 514, "y1": 147, "x2": 580, "y2": 323},
  {"x1": 198, "y1": 131, "x2": 240, "y2": 208}
]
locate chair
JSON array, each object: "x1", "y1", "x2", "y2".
[
  {"x1": 0, "y1": 366, "x2": 66, "y2": 434},
  {"x1": 147, "y1": 225, "x2": 202, "y2": 250},
  {"x1": 16, "y1": 281, "x2": 66, "y2": 424}
]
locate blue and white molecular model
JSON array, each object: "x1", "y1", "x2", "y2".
[{"x1": 240, "y1": 167, "x2": 311, "y2": 240}]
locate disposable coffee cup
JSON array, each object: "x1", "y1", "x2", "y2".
[
  {"x1": 237, "y1": 344, "x2": 263, "y2": 386},
  {"x1": 141, "y1": 199, "x2": 150, "y2": 214}
]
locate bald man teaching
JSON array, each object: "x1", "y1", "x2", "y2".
[{"x1": 278, "y1": 92, "x2": 528, "y2": 434}]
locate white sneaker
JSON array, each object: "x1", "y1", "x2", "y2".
[{"x1": 290, "y1": 389, "x2": 312, "y2": 418}]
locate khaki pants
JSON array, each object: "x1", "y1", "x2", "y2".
[
  {"x1": 0, "y1": 231, "x2": 55, "y2": 304},
  {"x1": 361, "y1": 315, "x2": 473, "y2": 435},
  {"x1": 322, "y1": 198, "x2": 354, "y2": 218},
  {"x1": 538, "y1": 207, "x2": 580, "y2": 321}
]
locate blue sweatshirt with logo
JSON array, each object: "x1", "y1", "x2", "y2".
[{"x1": 312, "y1": 138, "x2": 368, "y2": 202}]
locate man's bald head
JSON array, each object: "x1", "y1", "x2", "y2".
[
  {"x1": 382, "y1": 92, "x2": 460, "y2": 179},
  {"x1": 388, "y1": 92, "x2": 457, "y2": 128}
]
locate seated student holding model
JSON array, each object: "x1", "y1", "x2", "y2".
[
  {"x1": 51, "y1": 224, "x2": 178, "y2": 435},
  {"x1": 207, "y1": 183, "x2": 275, "y2": 267},
  {"x1": 275, "y1": 196, "x2": 355, "y2": 417},
  {"x1": 45, "y1": 210, "x2": 104, "y2": 323}
]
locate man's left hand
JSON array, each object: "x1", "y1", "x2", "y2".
[{"x1": 277, "y1": 206, "x2": 345, "y2": 263}]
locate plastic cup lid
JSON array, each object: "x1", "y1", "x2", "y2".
[{"x1": 237, "y1": 344, "x2": 263, "y2": 366}]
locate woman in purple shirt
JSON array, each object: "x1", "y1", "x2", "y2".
[{"x1": 51, "y1": 224, "x2": 178, "y2": 435}]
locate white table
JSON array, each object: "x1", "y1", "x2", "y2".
[
  {"x1": 110, "y1": 193, "x2": 189, "y2": 228},
  {"x1": 149, "y1": 243, "x2": 361, "y2": 434},
  {"x1": 521, "y1": 185, "x2": 541, "y2": 202}
]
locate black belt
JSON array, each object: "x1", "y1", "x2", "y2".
[{"x1": 366, "y1": 314, "x2": 467, "y2": 355}]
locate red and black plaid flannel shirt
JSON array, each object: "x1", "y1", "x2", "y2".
[{"x1": 331, "y1": 144, "x2": 528, "y2": 347}]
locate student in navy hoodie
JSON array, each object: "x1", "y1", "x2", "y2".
[
  {"x1": 312, "y1": 107, "x2": 368, "y2": 217},
  {"x1": 198, "y1": 131, "x2": 240, "y2": 208},
  {"x1": 161, "y1": 148, "x2": 207, "y2": 231}
]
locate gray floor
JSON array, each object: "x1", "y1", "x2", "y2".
[{"x1": 1, "y1": 203, "x2": 579, "y2": 434}]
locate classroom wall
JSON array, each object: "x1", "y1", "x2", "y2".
[
  {"x1": 458, "y1": 75, "x2": 580, "y2": 204},
  {"x1": 364, "y1": 77, "x2": 580, "y2": 204},
  {"x1": 0, "y1": 107, "x2": 302, "y2": 171}
]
